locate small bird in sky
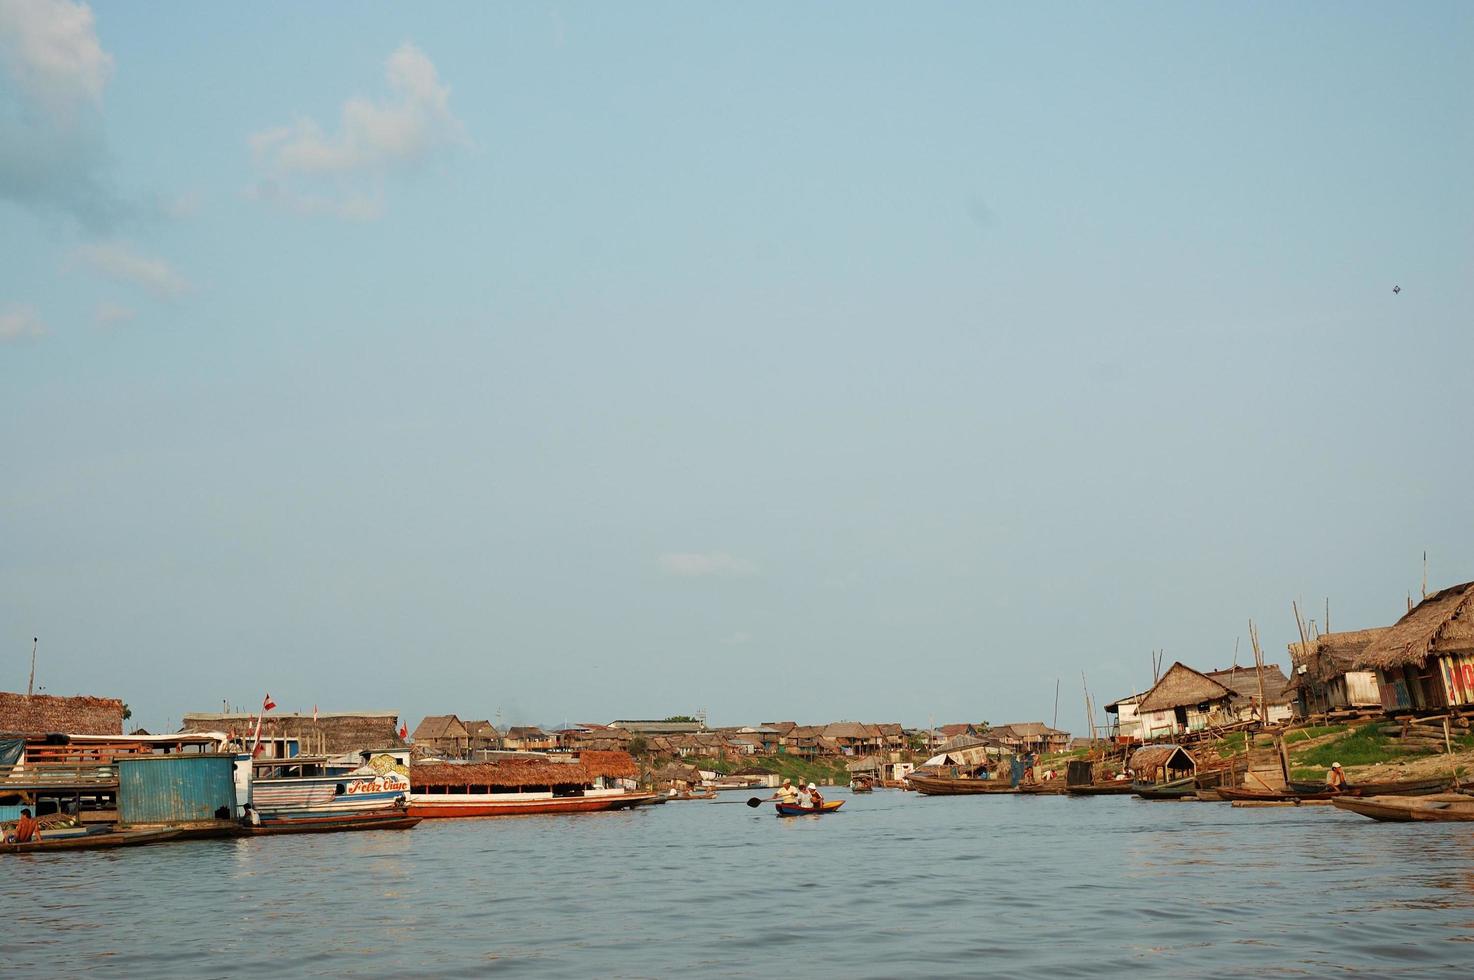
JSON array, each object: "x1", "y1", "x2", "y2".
[{"x1": 1393, "y1": 285, "x2": 1401, "y2": 295}]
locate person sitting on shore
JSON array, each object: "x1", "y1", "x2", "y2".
[
  {"x1": 806, "y1": 783, "x2": 824, "y2": 810},
  {"x1": 776, "y1": 778, "x2": 800, "y2": 805},
  {"x1": 10, "y1": 807, "x2": 39, "y2": 844},
  {"x1": 1326, "y1": 762, "x2": 1349, "y2": 792}
]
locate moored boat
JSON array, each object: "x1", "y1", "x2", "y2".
[
  {"x1": 1132, "y1": 775, "x2": 1197, "y2": 800},
  {"x1": 408, "y1": 750, "x2": 655, "y2": 818},
  {"x1": 1286, "y1": 777, "x2": 1451, "y2": 797},
  {"x1": 907, "y1": 773, "x2": 1017, "y2": 796},
  {"x1": 774, "y1": 800, "x2": 845, "y2": 816},
  {"x1": 2, "y1": 827, "x2": 182, "y2": 854},
  {"x1": 1065, "y1": 782, "x2": 1137, "y2": 796},
  {"x1": 249, "y1": 750, "x2": 412, "y2": 828},
  {"x1": 246, "y1": 814, "x2": 421, "y2": 835},
  {"x1": 1332, "y1": 793, "x2": 1474, "y2": 823}
]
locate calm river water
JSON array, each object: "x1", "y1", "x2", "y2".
[{"x1": 5, "y1": 789, "x2": 1474, "y2": 977}]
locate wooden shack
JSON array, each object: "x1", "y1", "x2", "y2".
[
  {"x1": 1357, "y1": 582, "x2": 1474, "y2": 712},
  {"x1": 1288, "y1": 628, "x2": 1387, "y2": 715},
  {"x1": 1134, "y1": 663, "x2": 1235, "y2": 739}
]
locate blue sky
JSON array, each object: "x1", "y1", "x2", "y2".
[{"x1": 2, "y1": 2, "x2": 1471, "y2": 734}]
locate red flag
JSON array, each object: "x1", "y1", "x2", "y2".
[
  {"x1": 262, "y1": 693, "x2": 276, "y2": 712},
  {"x1": 399, "y1": 722, "x2": 408, "y2": 740}
]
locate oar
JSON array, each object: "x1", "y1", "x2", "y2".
[{"x1": 746, "y1": 796, "x2": 776, "y2": 808}]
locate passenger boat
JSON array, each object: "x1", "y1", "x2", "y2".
[
  {"x1": 408, "y1": 750, "x2": 655, "y2": 818},
  {"x1": 2, "y1": 827, "x2": 182, "y2": 854},
  {"x1": 907, "y1": 773, "x2": 1017, "y2": 796},
  {"x1": 246, "y1": 814, "x2": 420, "y2": 835},
  {"x1": 249, "y1": 750, "x2": 412, "y2": 828},
  {"x1": 774, "y1": 800, "x2": 845, "y2": 816},
  {"x1": 849, "y1": 777, "x2": 875, "y2": 793},
  {"x1": 1132, "y1": 775, "x2": 1197, "y2": 800}
]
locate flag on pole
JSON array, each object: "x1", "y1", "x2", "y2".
[
  {"x1": 262, "y1": 693, "x2": 276, "y2": 712},
  {"x1": 399, "y1": 721, "x2": 409, "y2": 740},
  {"x1": 313, "y1": 705, "x2": 318, "y2": 722}
]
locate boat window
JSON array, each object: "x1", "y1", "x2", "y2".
[{"x1": 335, "y1": 783, "x2": 346, "y2": 796}]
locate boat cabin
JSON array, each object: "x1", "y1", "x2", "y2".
[{"x1": 1129, "y1": 745, "x2": 1196, "y2": 786}]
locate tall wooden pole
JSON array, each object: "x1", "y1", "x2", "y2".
[
  {"x1": 1249, "y1": 620, "x2": 1268, "y2": 726},
  {"x1": 1052, "y1": 678, "x2": 1060, "y2": 730},
  {"x1": 27, "y1": 636, "x2": 37, "y2": 697},
  {"x1": 1081, "y1": 673, "x2": 1095, "y2": 743}
]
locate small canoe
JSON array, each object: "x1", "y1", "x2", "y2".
[
  {"x1": 247, "y1": 815, "x2": 420, "y2": 835},
  {"x1": 2, "y1": 828, "x2": 182, "y2": 855},
  {"x1": 774, "y1": 800, "x2": 845, "y2": 817},
  {"x1": 1287, "y1": 777, "x2": 1451, "y2": 797},
  {"x1": 1018, "y1": 782, "x2": 1067, "y2": 795},
  {"x1": 1065, "y1": 782, "x2": 1137, "y2": 796},
  {"x1": 1133, "y1": 776, "x2": 1197, "y2": 800}
]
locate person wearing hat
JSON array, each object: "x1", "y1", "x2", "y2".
[
  {"x1": 805, "y1": 782, "x2": 824, "y2": 810},
  {"x1": 1326, "y1": 762, "x2": 1349, "y2": 792},
  {"x1": 776, "y1": 778, "x2": 800, "y2": 805}
]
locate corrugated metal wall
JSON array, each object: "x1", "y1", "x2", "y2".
[{"x1": 119, "y1": 754, "x2": 237, "y2": 824}]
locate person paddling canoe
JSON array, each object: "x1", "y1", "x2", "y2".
[{"x1": 1326, "y1": 763, "x2": 1349, "y2": 793}]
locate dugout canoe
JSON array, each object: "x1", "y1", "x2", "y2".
[
  {"x1": 1285, "y1": 777, "x2": 1451, "y2": 797},
  {"x1": 774, "y1": 800, "x2": 845, "y2": 817},
  {"x1": 246, "y1": 815, "x2": 421, "y2": 835},
  {"x1": 2, "y1": 827, "x2": 182, "y2": 855},
  {"x1": 1065, "y1": 782, "x2": 1137, "y2": 796},
  {"x1": 1332, "y1": 794, "x2": 1474, "y2": 823}
]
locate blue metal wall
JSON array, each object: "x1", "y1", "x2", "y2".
[{"x1": 119, "y1": 754, "x2": 237, "y2": 824}]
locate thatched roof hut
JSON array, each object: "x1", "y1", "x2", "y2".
[
  {"x1": 1289, "y1": 628, "x2": 1389, "y2": 687},
  {"x1": 1136, "y1": 663, "x2": 1234, "y2": 713},
  {"x1": 1357, "y1": 583, "x2": 1474, "y2": 671},
  {"x1": 0, "y1": 692, "x2": 125, "y2": 735},
  {"x1": 1129, "y1": 744, "x2": 1195, "y2": 775}
]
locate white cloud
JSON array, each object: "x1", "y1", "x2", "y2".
[
  {"x1": 0, "y1": 0, "x2": 112, "y2": 116},
  {"x1": 0, "y1": 0, "x2": 123, "y2": 227},
  {"x1": 248, "y1": 42, "x2": 463, "y2": 219},
  {"x1": 95, "y1": 301, "x2": 134, "y2": 325},
  {"x1": 74, "y1": 241, "x2": 189, "y2": 299},
  {"x1": 0, "y1": 304, "x2": 46, "y2": 341},
  {"x1": 658, "y1": 552, "x2": 760, "y2": 577}
]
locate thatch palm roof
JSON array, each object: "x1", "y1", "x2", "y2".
[
  {"x1": 1136, "y1": 663, "x2": 1234, "y2": 713},
  {"x1": 1130, "y1": 744, "x2": 1195, "y2": 772},
  {"x1": 1, "y1": 692, "x2": 126, "y2": 735},
  {"x1": 413, "y1": 715, "x2": 469, "y2": 741},
  {"x1": 1358, "y1": 583, "x2": 1474, "y2": 671},
  {"x1": 1289, "y1": 628, "x2": 1389, "y2": 686},
  {"x1": 822, "y1": 722, "x2": 875, "y2": 740}
]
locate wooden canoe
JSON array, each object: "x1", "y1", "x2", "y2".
[
  {"x1": 1132, "y1": 776, "x2": 1197, "y2": 800},
  {"x1": 248, "y1": 815, "x2": 420, "y2": 835},
  {"x1": 1333, "y1": 794, "x2": 1474, "y2": 823},
  {"x1": 1286, "y1": 777, "x2": 1451, "y2": 797},
  {"x1": 1065, "y1": 782, "x2": 1137, "y2": 796},
  {"x1": 1018, "y1": 782, "x2": 1067, "y2": 794},
  {"x1": 908, "y1": 774, "x2": 1018, "y2": 796},
  {"x1": 774, "y1": 800, "x2": 845, "y2": 816},
  {"x1": 2, "y1": 827, "x2": 182, "y2": 855}
]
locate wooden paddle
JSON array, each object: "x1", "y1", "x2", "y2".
[{"x1": 746, "y1": 796, "x2": 777, "y2": 808}]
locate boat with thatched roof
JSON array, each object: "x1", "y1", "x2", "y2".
[
  {"x1": 408, "y1": 750, "x2": 654, "y2": 817},
  {"x1": 1129, "y1": 745, "x2": 1197, "y2": 799}
]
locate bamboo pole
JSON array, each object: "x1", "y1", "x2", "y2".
[
  {"x1": 1082, "y1": 673, "x2": 1095, "y2": 743},
  {"x1": 1249, "y1": 620, "x2": 1269, "y2": 726}
]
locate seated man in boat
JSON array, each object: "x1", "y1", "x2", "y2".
[
  {"x1": 9, "y1": 807, "x2": 39, "y2": 844},
  {"x1": 1326, "y1": 762, "x2": 1349, "y2": 792},
  {"x1": 805, "y1": 783, "x2": 824, "y2": 809},
  {"x1": 776, "y1": 778, "x2": 801, "y2": 805}
]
